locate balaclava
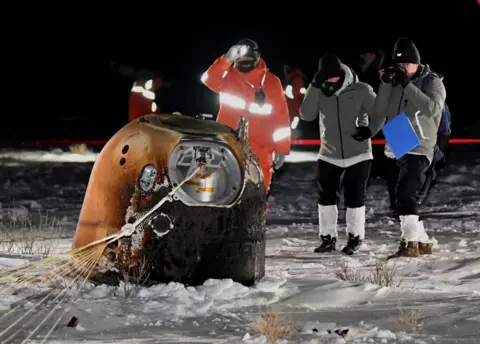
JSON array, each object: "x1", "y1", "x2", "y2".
[
  {"x1": 234, "y1": 38, "x2": 260, "y2": 73},
  {"x1": 392, "y1": 37, "x2": 421, "y2": 64},
  {"x1": 317, "y1": 53, "x2": 345, "y2": 97}
]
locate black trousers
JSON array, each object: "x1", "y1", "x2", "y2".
[
  {"x1": 316, "y1": 159, "x2": 371, "y2": 208},
  {"x1": 386, "y1": 158, "x2": 399, "y2": 211},
  {"x1": 417, "y1": 145, "x2": 445, "y2": 204},
  {"x1": 387, "y1": 154, "x2": 431, "y2": 215}
]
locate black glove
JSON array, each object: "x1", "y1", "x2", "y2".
[
  {"x1": 311, "y1": 70, "x2": 324, "y2": 88},
  {"x1": 380, "y1": 70, "x2": 393, "y2": 84},
  {"x1": 394, "y1": 67, "x2": 411, "y2": 87},
  {"x1": 352, "y1": 126, "x2": 372, "y2": 142},
  {"x1": 381, "y1": 66, "x2": 397, "y2": 84}
]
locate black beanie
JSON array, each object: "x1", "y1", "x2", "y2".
[
  {"x1": 318, "y1": 53, "x2": 343, "y2": 81},
  {"x1": 392, "y1": 37, "x2": 421, "y2": 64}
]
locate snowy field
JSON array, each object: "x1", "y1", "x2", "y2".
[{"x1": 0, "y1": 146, "x2": 479, "y2": 343}]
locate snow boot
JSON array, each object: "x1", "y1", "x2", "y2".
[
  {"x1": 388, "y1": 215, "x2": 427, "y2": 259},
  {"x1": 342, "y1": 206, "x2": 365, "y2": 255},
  {"x1": 314, "y1": 234, "x2": 336, "y2": 253},
  {"x1": 315, "y1": 204, "x2": 338, "y2": 253},
  {"x1": 417, "y1": 220, "x2": 434, "y2": 255},
  {"x1": 418, "y1": 242, "x2": 433, "y2": 255},
  {"x1": 342, "y1": 233, "x2": 362, "y2": 255},
  {"x1": 388, "y1": 240, "x2": 420, "y2": 259}
]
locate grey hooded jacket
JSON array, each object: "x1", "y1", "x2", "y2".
[
  {"x1": 300, "y1": 64, "x2": 377, "y2": 164},
  {"x1": 368, "y1": 64, "x2": 447, "y2": 162}
]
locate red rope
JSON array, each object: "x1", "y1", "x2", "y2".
[
  {"x1": 18, "y1": 138, "x2": 480, "y2": 147},
  {"x1": 290, "y1": 138, "x2": 480, "y2": 146}
]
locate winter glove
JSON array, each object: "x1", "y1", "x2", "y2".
[
  {"x1": 393, "y1": 67, "x2": 411, "y2": 87},
  {"x1": 224, "y1": 45, "x2": 249, "y2": 62},
  {"x1": 273, "y1": 152, "x2": 285, "y2": 170},
  {"x1": 380, "y1": 69, "x2": 391, "y2": 84},
  {"x1": 352, "y1": 126, "x2": 372, "y2": 142},
  {"x1": 380, "y1": 67, "x2": 400, "y2": 84},
  {"x1": 311, "y1": 70, "x2": 325, "y2": 88}
]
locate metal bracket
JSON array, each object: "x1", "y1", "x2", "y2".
[{"x1": 235, "y1": 116, "x2": 249, "y2": 144}]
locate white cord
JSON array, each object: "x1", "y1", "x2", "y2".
[{"x1": 116, "y1": 162, "x2": 205, "y2": 239}]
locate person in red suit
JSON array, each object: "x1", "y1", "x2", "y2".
[
  {"x1": 201, "y1": 39, "x2": 291, "y2": 193},
  {"x1": 109, "y1": 61, "x2": 169, "y2": 122},
  {"x1": 128, "y1": 78, "x2": 163, "y2": 122},
  {"x1": 283, "y1": 65, "x2": 308, "y2": 132}
]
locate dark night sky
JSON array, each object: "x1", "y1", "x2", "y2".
[{"x1": 3, "y1": 2, "x2": 479, "y2": 141}]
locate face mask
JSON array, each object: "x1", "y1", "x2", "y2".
[
  {"x1": 235, "y1": 59, "x2": 257, "y2": 73},
  {"x1": 321, "y1": 81, "x2": 340, "y2": 97}
]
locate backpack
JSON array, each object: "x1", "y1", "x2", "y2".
[{"x1": 421, "y1": 74, "x2": 451, "y2": 136}]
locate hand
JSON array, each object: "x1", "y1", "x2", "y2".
[
  {"x1": 224, "y1": 44, "x2": 248, "y2": 62},
  {"x1": 273, "y1": 152, "x2": 285, "y2": 170},
  {"x1": 311, "y1": 70, "x2": 324, "y2": 88},
  {"x1": 378, "y1": 68, "x2": 385, "y2": 80},
  {"x1": 379, "y1": 68, "x2": 394, "y2": 84},
  {"x1": 394, "y1": 67, "x2": 411, "y2": 87},
  {"x1": 352, "y1": 126, "x2": 372, "y2": 142}
]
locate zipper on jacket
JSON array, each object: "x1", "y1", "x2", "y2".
[{"x1": 336, "y1": 96, "x2": 345, "y2": 159}]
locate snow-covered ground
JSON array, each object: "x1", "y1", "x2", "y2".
[{"x1": 1, "y1": 147, "x2": 479, "y2": 343}]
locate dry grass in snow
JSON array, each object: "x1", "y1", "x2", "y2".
[
  {"x1": 108, "y1": 257, "x2": 151, "y2": 298},
  {"x1": 335, "y1": 260, "x2": 402, "y2": 288},
  {"x1": 250, "y1": 310, "x2": 302, "y2": 342},
  {"x1": 0, "y1": 208, "x2": 65, "y2": 258},
  {"x1": 394, "y1": 308, "x2": 424, "y2": 333}
]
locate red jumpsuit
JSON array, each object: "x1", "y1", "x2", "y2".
[
  {"x1": 202, "y1": 55, "x2": 291, "y2": 192},
  {"x1": 128, "y1": 77, "x2": 162, "y2": 122},
  {"x1": 284, "y1": 68, "x2": 308, "y2": 121}
]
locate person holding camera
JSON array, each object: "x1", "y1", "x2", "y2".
[
  {"x1": 300, "y1": 53, "x2": 376, "y2": 255},
  {"x1": 201, "y1": 38, "x2": 291, "y2": 195},
  {"x1": 366, "y1": 37, "x2": 447, "y2": 259}
]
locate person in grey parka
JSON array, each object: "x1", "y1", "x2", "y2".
[
  {"x1": 300, "y1": 53, "x2": 376, "y2": 255},
  {"x1": 366, "y1": 37, "x2": 447, "y2": 259}
]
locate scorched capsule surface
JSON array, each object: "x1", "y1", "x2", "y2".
[{"x1": 72, "y1": 113, "x2": 267, "y2": 286}]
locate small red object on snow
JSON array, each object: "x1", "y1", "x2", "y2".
[{"x1": 67, "y1": 316, "x2": 79, "y2": 327}]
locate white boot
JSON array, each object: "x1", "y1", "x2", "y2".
[
  {"x1": 315, "y1": 204, "x2": 338, "y2": 253},
  {"x1": 400, "y1": 215, "x2": 421, "y2": 242},
  {"x1": 345, "y1": 206, "x2": 366, "y2": 240},
  {"x1": 318, "y1": 204, "x2": 338, "y2": 238},
  {"x1": 389, "y1": 215, "x2": 428, "y2": 259},
  {"x1": 400, "y1": 215, "x2": 428, "y2": 243},
  {"x1": 417, "y1": 220, "x2": 431, "y2": 243},
  {"x1": 342, "y1": 206, "x2": 365, "y2": 255},
  {"x1": 417, "y1": 220, "x2": 434, "y2": 254}
]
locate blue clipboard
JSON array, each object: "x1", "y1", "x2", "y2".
[{"x1": 381, "y1": 112, "x2": 420, "y2": 159}]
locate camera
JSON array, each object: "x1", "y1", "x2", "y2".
[{"x1": 381, "y1": 65, "x2": 403, "y2": 84}]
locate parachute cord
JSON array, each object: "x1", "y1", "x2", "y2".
[
  {"x1": 112, "y1": 162, "x2": 205, "y2": 241},
  {"x1": 64, "y1": 162, "x2": 204, "y2": 253}
]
